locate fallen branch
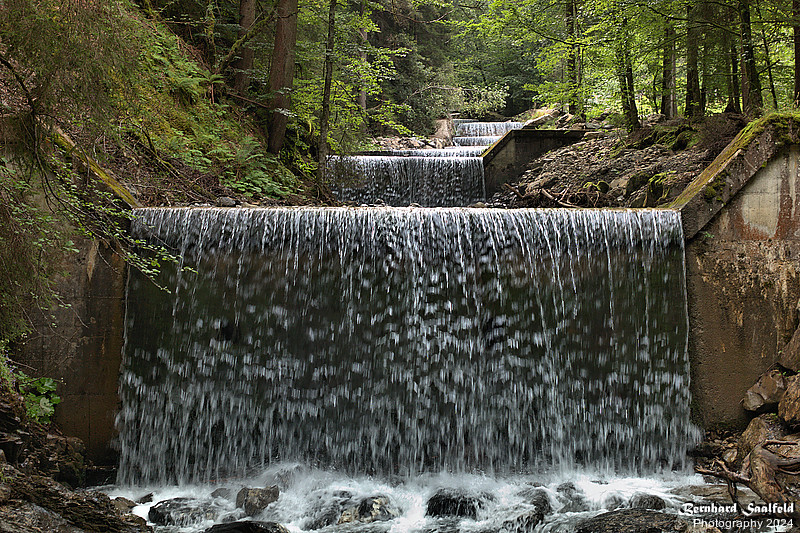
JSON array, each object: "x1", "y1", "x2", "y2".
[
  {"x1": 541, "y1": 188, "x2": 578, "y2": 208},
  {"x1": 503, "y1": 182, "x2": 524, "y2": 199}
]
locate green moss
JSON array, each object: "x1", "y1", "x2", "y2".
[
  {"x1": 668, "y1": 112, "x2": 800, "y2": 209},
  {"x1": 626, "y1": 170, "x2": 651, "y2": 195}
]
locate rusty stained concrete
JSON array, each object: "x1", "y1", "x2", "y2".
[
  {"x1": 18, "y1": 237, "x2": 126, "y2": 465},
  {"x1": 687, "y1": 144, "x2": 800, "y2": 429}
]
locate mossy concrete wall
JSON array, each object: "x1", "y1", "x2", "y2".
[
  {"x1": 673, "y1": 116, "x2": 800, "y2": 429},
  {"x1": 1, "y1": 114, "x2": 135, "y2": 465},
  {"x1": 18, "y1": 237, "x2": 126, "y2": 465},
  {"x1": 483, "y1": 129, "x2": 585, "y2": 196}
]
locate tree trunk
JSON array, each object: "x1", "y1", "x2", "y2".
[
  {"x1": 205, "y1": 0, "x2": 217, "y2": 71},
  {"x1": 660, "y1": 24, "x2": 677, "y2": 119},
  {"x1": 267, "y1": 0, "x2": 299, "y2": 154},
  {"x1": 795, "y1": 0, "x2": 800, "y2": 105},
  {"x1": 566, "y1": 0, "x2": 582, "y2": 115},
  {"x1": 615, "y1": 17, "x2": 639, "y2": 130},
  {"x1": 724, "y1": 33, "x2": 742, "y2": 113},
  {"x1": 740, "y1": 0, "x2": 763, "y2": 116},
  {"x1": 755, "y1": 0, "x2": 778, "y2": 109},
  {"x1": 685, "y1": 1, "x2": 702, "y2": 118},
  {"x1": 233, "y1": 0, "x2": 255, "y2": 94},
  {"x1": 316, "y1": 0, "x2": 337, "y2": 184},
  {"x1": 357, "y1": 0, "x2": 368, "y2": 131}
]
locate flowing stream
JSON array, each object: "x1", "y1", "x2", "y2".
[
  {"x1": 113, "y1": 204, "x2": 707, "y2": 532},
  {"x1": 330, "y1": 119, "x2": 526, "y2": 206}
]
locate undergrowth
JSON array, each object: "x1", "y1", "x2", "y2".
[{"x1": 118, "y1": 13, "x2": 301, "y2": 203}]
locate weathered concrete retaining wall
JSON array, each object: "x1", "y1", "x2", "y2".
[
  {"x1": 673, "y1": 117, "x2": 800, "y2": 429},
  {"x1": 482, "y1": 128, "x2": 585, "y2": 196},
  {"x1": 2, "y1": 116, "x2": 131, "y2": 465},
  {"x1": 19, "y1": 238, "x2": 126, "y2": 465}
]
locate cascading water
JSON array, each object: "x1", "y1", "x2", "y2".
[
  {"x1": 114, "y1": 118, "x2": 710, "y2": 533},
  {"x1": 452, "y1": 136, "x2": 501, "y2": 147},
  {"x1": 455, "y1": 122, "x2": 524, "y2": 136},
  {"x1": 329, "y1": 118, "x2": 510, "y2": 206},
  {"x1": 119, "y1": 207, "x2": 695, "y2": 488},
  {"x1": 329, "y1": 156, "x2": 485, "y2": 206},
  {"x1": 370, "y1": 147, "x2": 488, "y2": 157}
]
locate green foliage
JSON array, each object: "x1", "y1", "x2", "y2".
[
  {"x1": 0, "y1": 0, "x2": 141, "y2": 138},
  {"x1": 124, "y1": 20, "x2": 299, "y2": 199},
  {"x1": 0, "y1": 158, "x2": 74, "y2": 344},
  {"x1": 459, "y1": 84, "x2": 510, "y2": 117},
  {"x1": 0, "y1": 341, "x2": 59, "y2": 425},
  {"x1": 222, "y1": 137, "x2": 299, "y2": 197},
  {"x1": 15, "y1": 371, "x2": 61, "y2": 424}
]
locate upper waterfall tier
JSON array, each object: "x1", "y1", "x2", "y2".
[
  {"x1": 455, "y1": 121, "x2": 524, "y2": 136},
  {"x1": 329, "y1": 156, "x2": 485, "y2": 206},
  {"x1": 119, "y1": 207, "x2": 696, "y2": 484}
]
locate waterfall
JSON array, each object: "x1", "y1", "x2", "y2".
[
  {"x1": 455, "y1": 122, "x2": 524, "y2": 136},
  {"x1": 329, "y1": 156, "x2": 485, "y2": 207},
  {"x1": 119, "y1": 206, "x2": 695, "y2": 485},
  {"x1": 369, "y1": 147, "x2": 487, "y2": 157},
  {"x1": 452, "y1": 136, "x2": 501, "y2": 146}
]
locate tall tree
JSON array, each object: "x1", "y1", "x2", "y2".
[
  {"x1": 739, "y1": 0, "x2": 763, "y2": 115},
  {"x1": 233, "y1": 0, "x2": 255, "y2": 94},
  {"x1": 267, "y1": 0, "x2": 300, "y2": 154},
  {"x1": 317, "y1": 0, "x2": 337, "y2": 183},
  {"x1": 615, "y1": 17, "x2": 639, "y2": 129},
  {"x1": 660, "y1": 23, "x2": 677, "y2": 118},
  {"x1": 725, "y1": 36, "x2": 742, "y2": 112},
  {"x1": 685, "y1": 1, "x2": 703, "y2": 117},
  {"x1": 566, "y1": 0, "x2": 582, "y2": 115}
]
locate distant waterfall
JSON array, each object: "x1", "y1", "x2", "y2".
[
  {"x1": 455, "y1": 122, "x2": 524, "y2": 136},
  {"x1": 329, "y1": 156, "x2": 485, "y2": 207},
  {"x1": 119, "y1": 207, "x2": 695, "y2": 485},
  {"x1": 452, "y1": 136, "x2": 501, "y2": 146}
]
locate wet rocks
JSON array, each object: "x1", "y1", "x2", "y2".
[
  {"x1": 216, "y1": 196, "x2": 238, "y2": 207},
  {"x1": 205, "y1": 521, "x2": 289, "y2": 533},
  {"x1": 112, "y1": 496, "x2": 137, "y2": 514},
  {"x1": 556, "y1": 482, "x2": 589, "y2": 512},
  {"x1": 304, "y1": 489, "x2": 352, "y2": 529},
  {"x1": 426, "y1": 488, "x2": 489, "y2": 519},
  {"x1": 500, "y1": 509, "x2": 545, "y2": 532},
  {"x1": 743, "y1": 369, "x2": 788, "y2": 413},
  {"x1": 149, "y1": 497, "x2": 224, "y2": 526},
  {"x1": 628, "y1": 493, "x2": 666, "y2": 510},
  {"x1": 738, "y1": 414, "x2": 786, "y2": 461},
  {"x1": 4, "y1": 463, "x2": 148, "y2": 532},
  {"x1": 780, "y1": 375, "x2": 800, "y2": 426},
  {"x1": 211, "y1": 487, "x2": 234, "y2": 500},
  {"x1": 517, "y1": 486, "x2": 553, "y2": 515},
  {"x1": 236, "y1": 486, "x2": 279, "y2": 516},
  {"x1": 575, "y1": 509, "x2": 686, "y2": 533},
  {"x1": 338, "y1": 495, "x2": 399, "y2": 524}
]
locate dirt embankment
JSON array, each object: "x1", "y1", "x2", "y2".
[{"x1": 488, "y1": 113, "x2": 748, "y2": 209}]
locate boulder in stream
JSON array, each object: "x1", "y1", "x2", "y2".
[
  {"x1": 236, "y1": 486, "x2": 279, "y2": 516},
  {"x1": 205, "y1": 521, "x2": 289, "y2": 533},
  {"x1": 575, "y1": 509, "x2": 686, "y2": 533},
  {"x1": 148, "y1": 497, "x2": 224, "y2": 526},
  {"x1": 628, "y1": 493, "x2": 666, "y2": 510},
  {"x1": 338, "y1": 495, "x2": 399, "y2": 524},
  {"x1": 426, "y1": 488, "x2": 489, "y2": 519}
]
